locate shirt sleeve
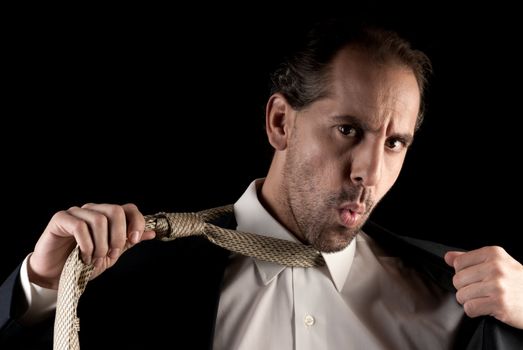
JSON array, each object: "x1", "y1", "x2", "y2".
[{"x1": 18, "y1": 254, "x2": 57, "y2": 325}]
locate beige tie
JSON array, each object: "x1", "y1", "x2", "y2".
[{"x1": 53, "y1": 204, "x2": 325, "y2": 350}]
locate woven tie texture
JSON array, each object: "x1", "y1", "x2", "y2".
[{"x1": 53, "y1": 204, "x2": 325, "y2": 350}]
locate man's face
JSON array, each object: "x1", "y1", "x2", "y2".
[{"x1": 278, "y1": 48, "x2": 420, "y2": 252}]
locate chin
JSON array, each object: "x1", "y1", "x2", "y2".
[{"x1": 313, "y1": 229, "x2": 357, "y2": 253}]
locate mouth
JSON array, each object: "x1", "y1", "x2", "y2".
[{"x1": 338, "y1": 204, "x2": 364, "y2": 229}]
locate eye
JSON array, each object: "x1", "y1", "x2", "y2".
[
  {"x1": 337, "y1": 125, "x2": 358, "y2": 137},
  {"x1": 385, "y1": 138, "x2": 407, "y2": 152}
]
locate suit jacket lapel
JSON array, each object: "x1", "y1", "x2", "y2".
[
  {"x1": 362, "y1": 220, "x2": 523, "y2": 349},
  {"x1": 362, "y1": 220, "x2": 459, "y2": 292}
]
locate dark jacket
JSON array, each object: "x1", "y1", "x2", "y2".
[{"x1": 1, "y1": 213, "x2": 522, "y2": 349}]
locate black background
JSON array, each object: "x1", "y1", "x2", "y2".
[{"x1": 2, "y1": 3, "x2": 522, "y2": 281}]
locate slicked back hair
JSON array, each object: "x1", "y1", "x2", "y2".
[{"x1": 270, "y1": 19, "x2": 432, "y2": 130}]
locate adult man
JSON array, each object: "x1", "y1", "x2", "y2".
[{"x1": 1, "y1": 19, "x2": 522, "y2": 349}]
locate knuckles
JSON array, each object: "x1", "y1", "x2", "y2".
[
  {"x1": 105, "y1": 204, "x2": 125, "y2": 219},
  {"x1": 71, "y1": 219, "x2": 89, "y2": 235},
  {"x1": 488, "y1": 260, "x2": 508, "y2": 280},
  {"x1": 90, "y1": 212, "x2": 109, "y2": 230},
  {"x1": 51, "y1": 210, "x2": 68, "y2": 222},
  {"x1": 485, "y1": 245, "x2": 507, "y2": 257},
  {"x1": 463, "y1": 301, "x2": 480, "y2": 318},
  {"x1": 482, "y1": 246, "x2": 508, "y2": 266},
  {"x1": 123, "y1": 203, "x2": 138, "y2": 212}
]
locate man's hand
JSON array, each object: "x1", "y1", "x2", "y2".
[
  {"x1": 28, "y1": 203, "x2": 156, "y2": 289},
  {"x1": 445, "y1": 247, "x2": 523, "y2": 329}
]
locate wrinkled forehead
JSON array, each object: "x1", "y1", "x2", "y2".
[{"x1": 327, "y1": 47, "x2": 420, "y2": 131}]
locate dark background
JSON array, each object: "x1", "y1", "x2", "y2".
[{"x1": 2, "y1": 3, "x2": 522, "y2": 281}]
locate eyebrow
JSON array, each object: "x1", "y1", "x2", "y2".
[{"x1": 330, "y1": 114, "x2": 415, "y2": 146}]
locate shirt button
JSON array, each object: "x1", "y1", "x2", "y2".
[{"x1": 304, "y1": 314, "x2": 315, "y2": 327}]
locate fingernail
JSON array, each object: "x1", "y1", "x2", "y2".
[
  {"x1": 82, "y1": 255, "x2": 92, "y2": 265},
  {"x1": 130, "y1": 231, "x2": 141, "y2": 243},
  {"x1": 108, "y1": 248, "x2": 121, "y2": 259},
  {"x1": 94, "y1": 258, "x2": 103, "y2": 269}
]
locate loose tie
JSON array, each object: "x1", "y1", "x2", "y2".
[{"x1": 53, "y1": 204, "x2": 325, "y2": 350}]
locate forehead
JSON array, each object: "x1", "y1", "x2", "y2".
[{"x1": 326, "y1": 47, "x2": 421, "y2": 132}]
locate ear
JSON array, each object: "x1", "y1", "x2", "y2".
[{"x1": 265, "y1": 93, "x2": 295, "y2": 150}]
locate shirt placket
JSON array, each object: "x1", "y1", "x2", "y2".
[{"x1": 293, "y1": 267, "x2": 324, "y2": 350}]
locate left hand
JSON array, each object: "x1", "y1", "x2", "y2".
[{"x1": 445, "y1": 246, "x2": 523, "y2": 329}]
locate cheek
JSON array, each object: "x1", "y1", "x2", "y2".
[
  {"x1": 297, "y1": 131, "x2": 336, "y2": 168},
  {"x1": 292, "y1": 127, "x2": 353, "y2": 186}
]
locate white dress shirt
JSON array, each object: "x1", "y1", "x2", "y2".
[
  {"x1": 21, "y1": 179, "x2": 464, "y2": 349},
  {"x1": 214, "y1": 179, "x2": 464, "y2": 350}
]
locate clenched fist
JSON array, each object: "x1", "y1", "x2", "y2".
[
  {"x1": 445, "y1": 246, "x2": 523, "y2": 329},
  {"x1": 27, "y1": 203, "x2": 156, "y2": 289}
]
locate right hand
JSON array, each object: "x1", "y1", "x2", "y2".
[{"x1": 27, "y1": 203, "x2": 156, "y2": 289}]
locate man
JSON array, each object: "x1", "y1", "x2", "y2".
[{"x1": 1, "y1": 19, "x2": 522, "y2": 349}]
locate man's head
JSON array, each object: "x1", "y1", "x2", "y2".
[
  {"x1": 261, "y1": 20, "x2": 431, "y2": 252},
  {"x1": 270, "y1": 20, "x2": 431, "y2": 128}
]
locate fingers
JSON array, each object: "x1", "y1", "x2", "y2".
[
  {"x1": 445, "y1": 246, "x2": 507, "y2": 272},
  {"x1": 65, "y1": 203, "x2": 149, "y2": 264},
  {"x1": 451, "y1": 263, "x2": 489, "y2": 289},
  {"x1": 462, "y1": 297, "x2": 493, "y2": 319},
  {"x1": 455, "y1": 280, "x2": 496, "y2": 304},
  {"x1": 446, "y1": 246, "x2": 523, "y2": 328},
  {"x1": 456, "y1": 280, "x2": 508, "y2": 320},
  {"x1": 447, "y1": 246, "x2": 509, "y2": 291},
  {"x1": 121, "y1": 203, "x2": 146, "y2": 245},
  {"x1": 444, "y1": 251, "x2": 464, "y2": 267},
  {"x1": 29, "y1": 202, "x2": 153, "y2": 288},
  {"x1": 68, "y1": 206, "x2": 110, "y2": 262},
  {"x1": 81, "y1": 204, "x2": 127, "y2": 260},
  {"x1": 50, "y1": 210, "x2": 96, "y2": 264},
  {"x1": 446, "y1": 247, "x2": 511, "y2": 289},
  {"x1": 121, "y1": 203, "x2": 156, "y2": 247}
]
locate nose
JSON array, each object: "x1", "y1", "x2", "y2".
[{"x1": 350, "y1": 138, "x2": 383, "y2": 187}]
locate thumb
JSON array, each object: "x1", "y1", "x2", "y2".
[
  {"x1": 141, "y1": 230, "x2": 156, "y2": 241},
  {"x1": 444, "y1": 251, "x2": 465, "y2": 268}
]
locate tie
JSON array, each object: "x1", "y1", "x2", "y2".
[{"x1": 53, "y1": 204, "x2": 325, "y2": 350}]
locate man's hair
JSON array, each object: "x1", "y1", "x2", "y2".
[{"x1": 270, "y1": 19, "x2": 432, "y2": 129}]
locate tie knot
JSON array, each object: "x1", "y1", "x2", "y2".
[
  {"x1": 144, "y1": 205, "x2": 325, "y2": 268},
  {"x1": 145, "y1": 212, "x2": 206, "y2": 240}
]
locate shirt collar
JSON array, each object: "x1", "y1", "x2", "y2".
[{"x1": 233, "y1": 178, "x2": 356, "y2": 292}]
